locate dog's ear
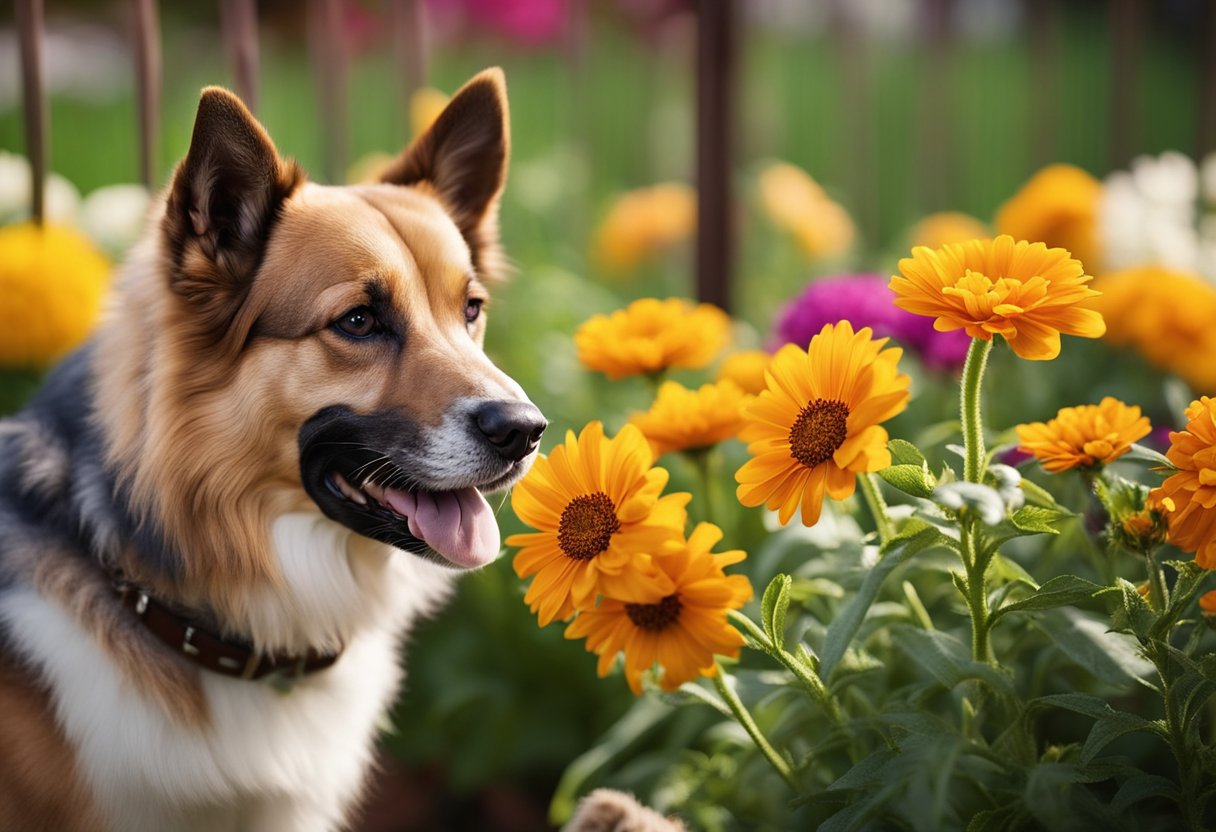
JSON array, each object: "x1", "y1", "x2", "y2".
[
  {"x1": 379, "y1": 68, "x2": 510, "y2": 279},
  {"x1": 163, "y1": 87, "x2": 302, "y2": 324}
]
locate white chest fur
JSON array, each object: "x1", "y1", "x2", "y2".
[{"x1": 1, "y1": 514, "x2": 456, "y2": 831}]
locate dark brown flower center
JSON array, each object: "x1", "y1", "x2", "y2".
[
  {"x1": 625, "y1": 594, "x2": 683, "y2": 632},
  {"x1": 558, "y1": 492, "x2": 620, "y2": 561},
  {"x1": 789, "y1": 398, "x2": 850, "y2": 468}
]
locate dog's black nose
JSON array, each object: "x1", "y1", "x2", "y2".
[{"x1": 473, "y1": 401, "x2": 547, "y2": 461}]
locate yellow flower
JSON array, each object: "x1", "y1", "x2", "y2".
[
  {"x1": 890, "y1": 235, "x2": 1106, "y2": 361},
  {"x1": 1090, "y1": 267, "x2": 1216, "y2": 392},
  {"x1": 564, "y1": 522, "x2": 752, "y2": 694},
  {"x1": 410, "y1": 87, "x2": 451, "y2": 137},
  {"x1": 758, "y1": 162, "x2": 855, "y2": 260},
  {"x1": 1015, "y1": 397, "x2": 1151, "y2": 473},
  {"x1": 629, "y1": 380, "x2": 753, "y2": 458},
  {"x1": 716, "y1": 349, "x2": 771, "y2": 396},
  {"x1": 909, "y1": 211, "x2": 990, "y2": 250},
  {"x1": 591, "y1": 183, "x2": 696, "y2": 272},
  {"x1": 575, "y1": 297, "x2": 731, "y2": 380},
  {"x1": 996, "y1": 163, "x2": 1102, "y2": 273},
  {"x1": 735, "y1": 321, "x2": 910, "y2": 527},
  {"x1": 0, "y1": 222, "x2": 110, "y2": 368},
  {"x1": 346, "y1": 151, "x2": 396, "y2": 184},
  {"x1": 1151, "y1": 397, "x2": 1216, "y2": 568},
  {"x1": 509, "y1": 422, "x2": 690, "y2": 626}
]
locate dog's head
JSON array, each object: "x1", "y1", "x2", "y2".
[{"x1": 97, "y1": 69, "x2": 543, "y2": 600}]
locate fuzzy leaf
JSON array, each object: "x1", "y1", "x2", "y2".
[
  {"x1": 1009, "y1": 504, "x2": 1072, "y2": 535},
  {"x1": 889, "y1": 438, "x2": 930, "y2": 467},
  {"x1": 1108, "y1": 578, "x2": 1156, "y2": 642},
  {"x1": 760, "y1": 573, "x2": 792, "y2": 652},
  {"x1": 1122, "y1": 442, "x2": 1173, "y2": 468},
  {"x1": 1111, "y1": 774, "x2": 1182, "y2": 812},
  {"x1": 992, "y1": 575, "x2": 1103, "y2": 623},
  {"x1": 879, "y1": 463, "x2": 937, "y2": 498},
  {"x1": 1080, "y1": 710, "x2": 1156, "y2": 764},
  {"x1": 1034, "y1": 608, "x2": 1154, "y2": 688},
  {"x1": 818, "y1": 522, "x2": 956, "y2": 680},
  {"x1": 1018, "y1": 476, "x2": 1060, "y2": 508},
  {"x1": 891, "y1": 627, "x2": 1016, "y2": 698}
]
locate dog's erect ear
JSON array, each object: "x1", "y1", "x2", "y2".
[
  {"x1": 163, "y1": 87, "x2": 302, "y2": 322},
  {"x1": 379, "y1": 68, "x2": 510, "y2": 278}
]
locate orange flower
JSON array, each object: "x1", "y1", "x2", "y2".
[
  {"x1": 1151, "y1": 397, "x2": 1216, "y2": 568},
  {"x1": 591, "y1": 183, "x2": 696, "y2": 272},
  {"x1": 890, "y1": 235, "x2": 1106, "y2": 361},
  {"x1": 629, "y1": 380, "x2": 752, "y2": 458},
  {"x1": 575, "y1": 298, "x2": 731, "y2": 380},
  {"x1": 758, "y1": 162, "x2": 855, "y2": 260},
  {"x1": 996, "y1": 164, "x2": 1102, "y2": 273},
  {"x1": 909, "y1": 211, "x2": 990, "y2": 250},
  {"x1": 508, "y1": 422, "x2": 690, "y2": 626},
  {"x1": 716, "y1": 349, "x2": 772, "y2": 396},
  {"x1": 565, "y1": 523, "x2": 752, "y2": 694},
  {"x1": 1199, "y1": 590, "x2": 1216, "y2": 619},
  {"x1": 735, "y1": 321, "x2": 910, "y2": 526},
  {"x1": 1015, "y1": 397, "x2": 1151, "y2": 473}
]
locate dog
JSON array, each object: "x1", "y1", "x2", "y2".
[{"x1": 0, "y1": 67, "x2": 549, "y2": 831}]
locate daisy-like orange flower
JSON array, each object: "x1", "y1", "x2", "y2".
[
  {"x1": 575, "y1": 298, "x2": 731, "y2": 380},
  {"x1": 716, "y1": 349, "x2": 772, "y2": 395},
  {"x1": 1015, "y1": 397, "x2": 1151, "y2": 473},
  {"x1": 565, "y1": 522, "x2": 753, "y2": 694},
  {"x1": 890, "y1": 235, "x2": 1106, "y2": 361},
  {"x1": 508, "y1": 422, "x2": 691, "y2": 626},
  {"x1": 1151, "y1": 397, "x2": 1216, "y2": 569},
  {"x1": 629, "y1": 380, "x2": 753, "y2": 458},
  {"x1": 735, "y1": 320, "x2": 910, "y2": 527}
]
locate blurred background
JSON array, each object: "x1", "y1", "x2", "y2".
[{"x1": 1, "y1": 1, "x2": 1212, "y2": 829}]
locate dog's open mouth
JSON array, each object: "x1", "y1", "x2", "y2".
[{"x1": 322, "y1": 467, "x2": 500, "y2": 569}]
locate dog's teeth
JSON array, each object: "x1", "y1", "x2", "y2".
[
  {"x1": 363, "y1": 481, "x2": 387, "y2": 504},
  {"x1": 333, "y1": 473, "x2": 367, "y2": 505}
]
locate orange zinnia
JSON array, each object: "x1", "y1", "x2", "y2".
[
  {"x1": 564, "y1": 522, "x2": 753, "y2": 694},
  {"x1": 574, "y1": 298, "x2": 731, "y2": 381},
  {"x1": 629, "y1": 379, "x2": 753, "y2": 458},
  {"x1": 1016, "y1": 397, "x2": 1151, "y2": 473},
  {"x1": 890, "y1": 235, "x2": 1106, "y2": 361},
  {"x1": 508, "y1": 422, "x2": 690, "y2": 626},
  {"x1": 735, "y1": 321, "x2": 910, "y2": 527},
  {"x1": 1151, "y1": 397, "x2": 1216, "y2": 569}
]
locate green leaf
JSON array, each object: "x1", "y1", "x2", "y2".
[
  {"x1": 1009, "y1": 504, "x2": 1072, "y2": 535},
  {"x1": 818, "y1": 522, "x2": 956, "y2": 679},
  {"x1": 889, "y1": 438, "x2": 929, "y2": 467},
  {"x1": 986, "y1": 553, "x2": 1040, "y2": 591},
  {"x1": 967, "y1": 804, "x2": 1027, "y2": 832},
  {"x1": 1122, "y1": 442, "x2": 1173, "y2": 468},
  {"x1": 992, "y1": 575, "x2": 1104, "y2": 623},
  {"x1": 1080, "y1": 710, "x2": 1155, "y2": 764},
  {"x1": 662, "y1": 681, "x2": 732, "y2": 718},
  {"x1": 1111, "y1": 774, "x2": 1181, "y2": 812},
  {"x1": 760, "y1": 573, "x2": 792, "y2": 652},
  {"x1": 1018, "y1": 476, "x2": 1059, "y2": 508},
  {"x1": 891, "y1": 626, "x2": 1017, "y2": 698},
  {"x1": 1108, "y1": 578, "x2": 1156, "y2": 642},
  {"x1": 1034, "y1": 608, "x2": 1155, "y2": 689},
  {"x1": 878, "y1": 463, "x2": 937, "y2": 498}
]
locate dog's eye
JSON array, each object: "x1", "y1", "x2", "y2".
[
  {"x1": 334, "y1": 307, "x2": 378, "y2": 339},
  {"x1": 465, "y1": 298, "x2": 484, "y2": 325}
]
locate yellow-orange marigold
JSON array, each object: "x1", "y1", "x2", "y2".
[
  {"x1": 629, "y1": 380, "x2": 753, "y2": 458},
  {"x1": 575, "y1": 297, "x2": 731, "y2": 380},
  {"x1": 909, "y1": 211, "x2": 991, "y2": 250},
  {"x1": 758, "y1": 162, "x2": 855, "y2": 260},
  {"x1": 996, "y1": 163, "x2": 1102, "y2": 273},
  {"x1": 1016, "y1": 397, "x2": 1151, "y2": 473},
  {"x1": 1151, "y1": 397, "x2": 1216, "y2": 569},
  {"x1": 591, "y1": 183, "x2": 696, "y2": 272},
  {"x1": 716, "y1": 349, "x2": 771, "y2": 395}
]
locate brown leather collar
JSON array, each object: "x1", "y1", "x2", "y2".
[{"x1": 117, "y1": 585, "x2": 342, "y2": 682}]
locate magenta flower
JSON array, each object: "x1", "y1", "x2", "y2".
[{"x1": 770, "y1": 273, "x2": 970, "y2": 371}]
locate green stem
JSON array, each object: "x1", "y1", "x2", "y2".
[
  {"x1": 688, "y1": 447, "x2": 717, "y2": 527},
  {"x1": 1152, "y1": 645, "x2": 1206, "y2": 831},
  {"x1": 728, "y1": 609, "x2": 843, "y2": 724},
  {"x1": 961, "y1": 520, "x2": 993, "y2": 664},
  {"x1": 960, "y1": 338, "x2": 993, "y2": 484},
  {"x1": 858, "y1": 472, "x2": 894, "y2": 545},
  {"x1": 712, "y1": 661, "x2": 799, "y2": 791},
  {"x1": 1144, "y1": 548, "x2": 1168, "y2": 612}
]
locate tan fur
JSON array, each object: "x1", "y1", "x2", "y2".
[
  {"x1": 0, "y1": 655, "x2": 104, "y2": 832},
  {"x1": 564, "y1": 789, "x2": 686, "y2": 832}
]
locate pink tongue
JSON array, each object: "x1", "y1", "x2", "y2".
[{"x1": 382, "y1": 486, "x2": 500, "y2": 568}]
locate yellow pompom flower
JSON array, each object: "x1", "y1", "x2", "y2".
[
  {"x1": 508, "y1": 422, "x2": 691, "y2": 626},
  {"x1": 735, "y1": 321, "x2": 910, "y2": 527},
  {"x1": 0, "y1": 222, "x2": 110, "y2": 368},
  {"x1": 758, "y1": 161, "x2": 855, "y2": 260},
  {"x1": 1015, "y1": 397, "x2": 1152, "y2": 473},
  {"x1": 591, "y1": 183, "x2": 696, "y2": 272},
  {"x1": 909, "y1": 211, "x2": 990, "y2": 250},
  {"x1": 629, "y1": 380, "x2": 753, "y2": 458},
  {"x1": 716, "y1": 349, "x2": 772, "y2": 396},
  {"x1": 565, "y1": 522, "x2": 752, "y2": 694},
  {"x1": 1151, "y1": 397, "x2": 1216, "y2": 569},
  {"x1": 410, "y1": 87, "x2": 451, "y2": 137},
  {"x1": 890, "y1": 235, "x2": 1106, "y2": 361},
  {"x1": 575, "y1": 297, "x2": 731, "y2": 380},
  {"x1": 996, "y1": 163, "x2": 1102, "y2": 273}
]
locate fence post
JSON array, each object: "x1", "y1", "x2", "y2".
[
  {"x1": 15, "y1": 0, "x2": 46, "y2": 224},
  {"x1": 695, "y1": 0, "x2": 736, "y2": 312},
  {"x1": 221, "y1": 0, "x2": 260, "y2": 113},
  {"x1": 309, "y1": 0, "x2": 349, "y2": 183},
  {"x1": 132, "y1": 0, "x2": 161, "y2": 190}
]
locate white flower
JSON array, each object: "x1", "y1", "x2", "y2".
[
  {"x1": 77, "y1": 184, "x2": 150, "y2": 257},
  {"x1": 0, "y1": 151, "x2": 81, "y2": 225},
  {"x1": 1099, "y1": 151, "x2": 1203, "y2": 277},
  {"x1": 934, "y1": 482, "x2": 1006, "y2": 526}
]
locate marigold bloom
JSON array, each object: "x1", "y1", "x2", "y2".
[
  {"x1": 591, "y1": 183, "x2": 696, "y2": 272},
  {"x1": 1015, "y1": 397, "x2": 1152, "y2": 473},
  {"x1": 909, "y1": 211, "x2": 991, "y2": 251},
  {"x1": 735, "y1": 321, "x2": 910, "y2": 527},
  {"x1": 996, "y1": 164, "x2": 1102, "y2": 272},
  {"x1": 629, "y1": 380, "x2": 753, "y2": 458},
  {"x1": 509, "y1": 422, "x2": 690, "y2": 625},
  {"x1": 890, "y1": 235, "x2": 1106, "y2": 361},
  {"x1": 0, "y1": 222, "x2": 110, "y2": 368},
  {"x1": 1091, "y1": 267, "x2": 1216, "y2": 392},
  {"x1": 565, "y1": 522, "x2": 752, "y2": 694},
  {"x1": 716, "y1": 350, "x2": 771, "y2": 395},
  {"x1": 758, "y1": 162, "x2": 855, "y2": 260},
  {"x1": 1151, "y1": 397, "x2": 1216, "y2": 568},
  {"x1": 575, "y1": 297, "x2": 730, "y2": 380}
]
